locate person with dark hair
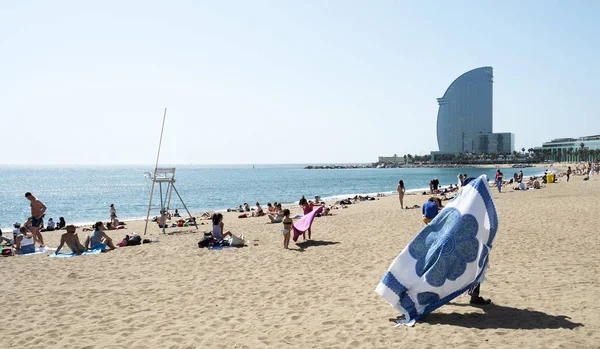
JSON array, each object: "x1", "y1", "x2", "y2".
[
  {"x1": 57, "y1": 217, "x2": 66, "y2": 229},
  {"x1": 85, "y1": 222, "x2": 117, "y2": 251},
  {"x1": 253, "y1": 202, "x2": 265, "y2": 217},
  {"x1": 397, "y1": 180, "x2": 406, "y2": 209},
  {"x1": 422, "y1": 197, "x2": 439, "y2": 224},
  {"x1": 25, "y1": 192, "x2": 46, "y2": 247},
  {"x1": 495, "y1": 169, "x2": 504, "y2": 193},
  {"x1": 566, "y1": 166, "x2": 572, "y2": 182},
  {"x1": 281, "y1": 209, "x2": 292, "y2": 249},
  {"x1": 211, "y1": 213, "x2": 233, "y2": 240}
]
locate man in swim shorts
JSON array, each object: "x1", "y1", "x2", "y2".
[
  {"x1": 55, "y1": 225, "x2": 86, "y2": 255},
  {"x1": 25, "y1": 192, "x2": 46, "y2": 247}
]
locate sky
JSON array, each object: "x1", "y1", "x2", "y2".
[{"x1": 1, "y1": 1, "x2": 598, "y2": 165}]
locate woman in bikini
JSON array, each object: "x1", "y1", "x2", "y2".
[{"x1": 397, "y1": 180, "x2": 406, "y2": 209}]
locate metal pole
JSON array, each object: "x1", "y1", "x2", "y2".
[
  {"x1": 143, "y1": 173, "x2": 155, "y2": 235},
  {"x1": 172, "y1": 184, "x2": 198, "y2": 229},
  {"x1": 159, "y1": 182, "x2": 166, "y2": 234},
  {"x1": 144, "y1": 108, "x2": 168, "y2": 235}
]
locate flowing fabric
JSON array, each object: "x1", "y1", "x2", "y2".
[
  {"x1": 375, "y1": 175, "x2": 498, "y2": 324},
  {"x1": 292, "y1": 205, "x2": 324, "y2": 242}
]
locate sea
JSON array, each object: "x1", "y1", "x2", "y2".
[{"x1": 0, "y1": 165, "x2": 548, "y2": 230}]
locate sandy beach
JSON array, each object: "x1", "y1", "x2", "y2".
[{"x1": 4, "y1": 173, "x2": 599, "y2": 349}]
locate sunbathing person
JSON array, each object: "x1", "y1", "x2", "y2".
[
  {"x1": 253, "y1": 202, "x2": 265, "y2": 217},
  {"x1": 211, "y1": 213, "x2": 238, "y2": 241},
  {"x1": 268, "y1": 203, "x2": 283, "y2": 223},
  {"x1": 85, "y1": 222, "x2": 117, "y2": 251},
  {"x1": 266, "y1": 203, "x2": 276, "y2": 214},
  {"x1": 55, "y1": 225, "x2": 86, "y2": 255},
  {"x1": 14, "y1": 227, "x2": 36, "y2": 255}
]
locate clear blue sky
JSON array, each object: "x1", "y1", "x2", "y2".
[{"x1": 1, "y1": 1, "x2": 598, "y2": 165}]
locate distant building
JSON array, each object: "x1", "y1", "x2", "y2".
[
  {"x1": 538, "y1": 135, "x2": 600, "y2": 151},
  {"x1": 432, "y1": 67, "x2": 514, "y2": 160},
  {"x1": 535, "y1": 135, "x2": 600, "y2": 162},
  {"x1": 476, "y1": 132, "x2": 515, "y2": 154}
]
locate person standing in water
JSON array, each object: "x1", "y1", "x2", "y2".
[
  {"x1": 25, "y1": 192, "x2": 46, "y2": 247},
  {"x1": 397, "y1": 180, "x2": 406, "y2": 209}
]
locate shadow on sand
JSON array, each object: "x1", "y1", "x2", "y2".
[
  {"x1": 292, "y1": 240, "x2": 340, "y2": 252},
  {"x1": 390, "y1": 303, "x2": 583, "y2": 330}
]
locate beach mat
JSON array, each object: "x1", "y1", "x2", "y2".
[{"x1": 50, "y1": 249, "x2": 103, "y2": 258}]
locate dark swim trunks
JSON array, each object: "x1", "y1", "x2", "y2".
[{"x1": 31, "y1": 216, "x2": 43, "y2": 228}]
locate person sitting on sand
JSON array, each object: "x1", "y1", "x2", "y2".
[
  {"x1": 174, "y1": 209, "x2": 181, "y2": 217},
  {"x1": 55, "y1": 225, "x2": 87, "y2": 255},
  {"x1": 422, "y1": 197, "x2": 439, "y2": 224},
  {"x1": 268, "y1": 203, "x2": 283, "y2": 223},
  {"x1": 57, "y1": 217, "x2": 66, "y2": 229},
  {"x1": 85, "y1": 222, "x2": 117, "y2": 251},
  {"x1": 0, "y1": 230, "x2": 14, "y2": 246},
  {"x1": 14, "y1": 226, "x2": 36, "y2": 255},
  {"x1": 211, "y1": 213, "x2": 233, "y2": 240},
  {"x1": 252, "y1": 202, "x2": 265, "y2": 217},
  {"x1": 266, "y1": 203, "x2": 276, "y2": 214},
  {"x1": 281, "y1": 209, "x2": 292, "y2": 249}
]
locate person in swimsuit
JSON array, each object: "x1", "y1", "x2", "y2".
[
  {"x1": 211, "y1": 213, "x2": 233, "y2": 240},
  {"x1": 268, "y1": 203, "x2": 283, "y2": 223},
  {"x1": 281, "y1": 209, "x2": 292, "y2": 249},
  {"x1": 14, "y1": 227, "x2": 36, "y2": 255},
  {"x1": 55, "y1": 225, "x2": 86, "y2": 255},
  {"x1": 397, "y1": 180, "x2": 406, "y2": 209},
  {"x1": 566, "y1": 166, "x2": 572, "y2": 182},
  {"x1": 25, "y1": 192, "x2": 46, "y2": 247}
]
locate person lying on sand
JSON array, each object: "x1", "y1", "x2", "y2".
[{"x1": 55, "y1": 225, "x2": 86, "y2": 255}]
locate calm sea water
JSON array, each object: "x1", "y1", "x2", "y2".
[{"x1": 0, "y1": 165, "x2": 545, "y2": 230}]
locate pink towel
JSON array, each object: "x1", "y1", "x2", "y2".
[{"x1": 293, "y1": 205, "x2": 324, "y2": 242}]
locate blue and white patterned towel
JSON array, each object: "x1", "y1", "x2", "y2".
[{"x1": 375, "y1": 175, "x2": 498, "y2": 324}]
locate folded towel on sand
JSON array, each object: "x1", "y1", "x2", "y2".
[
  {"x1": 293, "y1": 205, "x2": 324, "y2": 242},
  {"x1": 375, "y1": 175, "x2": 498, "y2": 325}
]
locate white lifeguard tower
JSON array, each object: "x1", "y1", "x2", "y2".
[
  {"x1": 143, "y1": 167, "x2": 197, "y2": 235},
  {"x1": 143, "y1": 108, "x2": 198, "y2": 235}
]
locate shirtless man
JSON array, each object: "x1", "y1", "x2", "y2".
[
  {"x1": 55, "y1": 225, "x2": 86, "y2": 255},
  {"x1": 25, "y1": 192, "x2": 46, "y2": 247}
]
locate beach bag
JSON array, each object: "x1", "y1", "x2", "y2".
[
  {"x1": 1, "y1": 248, "x2": 13, "y2": 256},
  {"x1": 127, "y1": 235, "x2": 142, "y2": 246},
  {"x1": 198, "y1": 236, "x2": 214, "y2": 248}
]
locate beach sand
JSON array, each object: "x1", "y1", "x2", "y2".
[{"x1": 4, "y1": 174, "x2": 599, "y2": 348}]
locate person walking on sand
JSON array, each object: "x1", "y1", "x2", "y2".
[
  {"x1": 55, "y1": 225, "x2": 86, "y2": 255},
  {"x1": 110, "y1": 204, "x2": 116, "y2": 219},
  {"x1": 495, "y1": 169, "x2": 503, "y2": 193},
  {"x1": 567, "y1": 166, "x2": 572, "y2": 182},
  {"x1": 25, "y1": 192, "x2": 46, "y2": 247},
  {"x1": 397, "y1": 180, "x2": 406, "y2": 209},
  {"x1": 281, "y1": 209, "x2": 292, "y2": 249}
]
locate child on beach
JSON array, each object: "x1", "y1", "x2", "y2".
[{"x1": 281, "y1": 209, "x2": 292, "y2": 249}]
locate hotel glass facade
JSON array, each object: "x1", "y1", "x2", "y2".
[{"x1": 433, "y1": 66, "x2": 514, "y2": 158}]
